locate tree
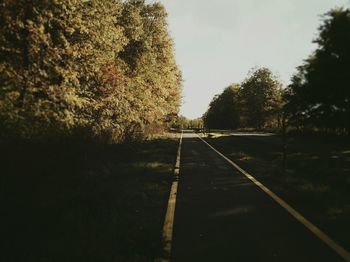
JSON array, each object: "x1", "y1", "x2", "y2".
[
  {"x1": 0, "y1": 0, "x2": 182, "y2": 142},
  {"x1": 117, "y1": 0, "x2": 182, "y2": 138},
  {"x1": 0, "y1": 0, "x2": 127, "y2": 139},
  {"x1": 285, "y1": 8, "x2": 350, "y2": 133},
  {"x1": 189, "y1": 118, "x2": 203, "y2": 129},
  {"x1": 172, "y1": 115, "x2": 189, "y2": 129},
  {"x1": 203, "y1": 84, "x2": 240, "y2": 129},
  {"x1": 240, "y1": 68, "x2": 283, "y2": 129}
]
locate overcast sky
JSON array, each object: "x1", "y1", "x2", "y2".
[{"x1": 151, "y1": 0, "x2": 350, "y2": 119}]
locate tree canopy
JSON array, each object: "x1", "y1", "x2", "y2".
[
  {"x1": 0, "y1": 0, "x2": 182, "y2": 142},
  {"x1": 203, "y1": 68, "x2": 283, "y2": 130},
  {"x1": 240, "y1": 67, "x2": 283, "y2": 129},
  {"x1": 203, "y1": 84, "x2": 240, "y2": 129},
  {"x1": 285, "y1": 8, "x2": 350, "y2": 132}
]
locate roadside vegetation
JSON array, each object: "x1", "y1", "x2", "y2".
[
  {"x1": 0, "y1": 0, "x2": 181, "y2": 143},
  {"x1": 1, "y1": 0, "x2": 350, "y2": 259},
  {"x1": 203, "y1": 8, "x2": 350, "y2": 135},
  {"x1": 206, "y1": 133, "x2": 350, "y2": 249},
  {"x1": 1, "y1": 136, "x2": 179, "y2": 261},
  {"x1": 285, "y1": 8, "x2": 350, "y2": 134},
  {"x1": 0, "y1": 0, "x2": 181, "y2": 261},
  {"x1": 203, "y1": 67, "x2": 283, "y2": 130},
  {"x1": 200, "y1": 6, "x2": 350, "y2": 251},
  {"x1": 174, "y1": 116, "x2": 203, "y2": 130}
]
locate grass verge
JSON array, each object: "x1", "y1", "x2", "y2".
[
  {"x1": 205, "y1": 132, "x2": 350, "y2": 250},
  {"x1": 1, "y1": 135, "x2": 179, "y2": 262}
]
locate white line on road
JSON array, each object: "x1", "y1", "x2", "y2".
[
  {"x1": 197, "y1": 134, "x2": 350, "y2": 261},
  {"x1": 160, "y1": 131, "x2": 183, "y2": 262}
]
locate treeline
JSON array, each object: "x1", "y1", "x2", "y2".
[
  {"x1": 204, "y1": 8, "x2": 350, "y2": 134},
  {"x1": 285, "y1": 8, "x2": 350, "y2": 134},
  {"x1": 0, "y1": 0, "x2": 181, "y2": 143},
  {"x1": 203, "y1": 68, "x2": 283, "y2": 130},
  {"x1": 174, "y1": 116, "x2": 203, "y2": 130}
]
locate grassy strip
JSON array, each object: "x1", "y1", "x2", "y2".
[
  {"x1": 1, "y1": 136, "x2": 178, "y2": 262},
  {"x1": 205, "y1": 133, "x2": 350, "y2": 249}
]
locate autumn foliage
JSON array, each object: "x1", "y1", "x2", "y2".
[
  {"x1": 0, "y1": 0, "x2": 182, "y2": 142},
  {"x1": 203, "y1": 68, "x2": 283, "y2": 130}
]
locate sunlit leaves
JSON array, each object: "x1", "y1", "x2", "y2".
[
  {"x1": 203, "y1": 69, "x2": 283, "y2": 130},
  {"x1": 240, "y1": 68, "x2": 283, "y2": 129},
  {"x1": 0, "y1": 0, "x2": 182, "y2": 142},
  {"x1": 203, "y1": 84, "x2": 241, "y2": 129}
]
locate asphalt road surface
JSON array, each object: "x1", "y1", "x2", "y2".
[{"x1": 170, "y1": 132, "x2": 343, "y2": 262}]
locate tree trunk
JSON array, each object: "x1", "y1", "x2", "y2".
[{"x1": 282, "y1": 111, "x2": 287, "y2": 175}]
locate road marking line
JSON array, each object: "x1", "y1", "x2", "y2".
[
  {"x1": 197, "y1": 134, "x2": 350, "y2": 261},
  {"x1": 160, "y1": 131, "x2": 183, "y2": 262}
]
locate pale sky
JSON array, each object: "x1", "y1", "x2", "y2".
[{"x1": 151, "y1": 0, "x2": 350, "y2": 119}]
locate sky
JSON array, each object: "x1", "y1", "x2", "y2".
[{"x1": 150, "y1": 0, "x2": 350, "y2": 119}]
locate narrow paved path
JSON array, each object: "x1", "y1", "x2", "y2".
[{"x1": 171, "y1": 133, "x2": 342, "y2": 261}]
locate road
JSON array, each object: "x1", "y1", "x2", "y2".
[{"x1": 170, "y1": 132, "x2": 343, "y2": 261}]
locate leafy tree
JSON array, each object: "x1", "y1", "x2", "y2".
[
  {"x1": 0, "y1": 0, "x2": 182, "y2": 142},
  {"x1": 117, "y1": 1, "x2": 181, "y2": 138},
  {"x1": 203, "y1": 84, "x2": 240, "y2": 129},
  {"x1": 285, "y1": 8, "x2": 350, "y2": 132},
  {"x1": 240, "y1": 68, "x2": 283, "y2": 129},
  {"x1": 189, "y1": 118, "x2": 203, "y2": 129},
  {"x1": 171, "y1": 115, "x2": 203, "y2": 130},
  {"x1": 172, "y1": 115, "x2": 190, "y2": 129},
  {"x1": 0, "y1": 0, "x2": 127, "y2": 139}
]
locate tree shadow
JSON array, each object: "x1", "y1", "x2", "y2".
[{"x1": 0, "y1": 138, "x2": 178, "y2": 261}]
